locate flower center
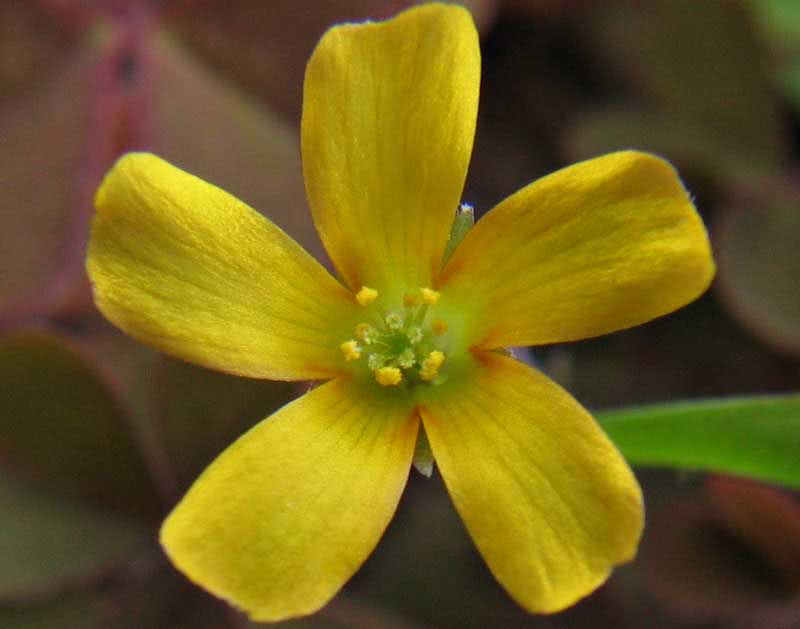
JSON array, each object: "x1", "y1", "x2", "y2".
[{"x1": 340, "y1": 286, "x2": 450, "y2": 387}]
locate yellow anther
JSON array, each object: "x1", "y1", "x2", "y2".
[
  {"x1": 375, "y1": 366, "x2": 403, "y2": 386},
  {"x1": 354, "y1": 323, "x2": 376, "y2": 343},
  {"x1": 422, "y1": 350, "x2": 445, "y2": 371},
  {"x1": 420, "y1": 288, "x2": 440, "y2": 305},
  {"x1": 432, "y1": 320, "x2": 449, "y2": 335},
  {"x1": 420, "y1": 350, "x2": 445, "y2": 381},
  {"x1": 403, "y1": 292, "x2": 420, "y2": 307},
  {"x1": 340, "y1": 340, "x2": 362, "y2": 361},
  {"x1": 356, "y1": 286, "x2": 378, "y2": 306}
]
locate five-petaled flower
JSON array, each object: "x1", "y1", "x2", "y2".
[{"x1": 86, "y1": 3, "x2": 715, "y2": 623}]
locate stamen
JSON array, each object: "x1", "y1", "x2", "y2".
[
  {"x1": 397, "y1": 348, "x2": 416, "y2": 368},
  {"x1": 375, "y1": 366, "x2": 403, "y2": 386},
  {"x1": 385, "y1": 312, "x2": 403, "y2": 331},
  {"x1": 356, "y1": 286, "x2": 378, "y2": 306},
  {"x1": 403, "y1": 292, "x2": 420, "y2": 307},
  {"x1": 339, "y1": 290, "x2": 451, "y2": 386},
  {"x1": 355, "y1": 323, "x2": 377, "y2": 344},
  {"x1": 432, "y1": 320, "x2": 448, "y2": 335},
  {"x1": 406, "y1": 326, "x2": 423, "y2": 344},
  {"x1": 340, "y1": 340, "x2": 362, "y2": 361},
  {"x1": 420, "y1": 350, "x2": 445, "y2": 381},
  {"x1": 420, "y1": 288, "x2": 440, "y2": 305}
]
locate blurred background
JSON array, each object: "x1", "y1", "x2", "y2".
[{"x1": 1, "y1": 0, "x2": 800, "y2": 627}]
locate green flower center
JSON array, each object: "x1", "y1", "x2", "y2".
[{"x1": 340, "y1": 286, "x2": 450, "y2": 386}]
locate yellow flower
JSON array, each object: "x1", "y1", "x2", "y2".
[{"x1": 86, "y1": 3, "x2": 715, "y2": 623}]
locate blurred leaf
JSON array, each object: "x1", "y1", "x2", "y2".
[
  {"x1": 707, "y1": 476, "x2": 800, "y2": 586},
  {"x1": 782, "y1": 60, "x2": 800, "y2": 109},
  {"x1": 500, "y1": 0, "x2": 583, "y2": 16},
  {"x1": 566, "y1": 109, "x2": 760, "y2": 184},
  {"x1": 747, "y1": 0, "x2": 800, "y2": 46},
  {"x1": 598, "y1": 395, "x2": 800, "y2": 488},
  {"x1": 148, "y1": 32, "x2": 324, "y2": 260},
  {"x1": 546, "y1": 295, "x2": 797, "y2": 415},
  {"x1": 266, "y1": 595, "x2": 425, "y2": 628},
  {"x1": 156, "y1": 357, "x2": 296, "y2": 490},
  {"x1": 637, "y1": 0, "x2": 780, "y2": 160},
  {"x1": 267, "y1": 619, "x2": 344, "y2": 629},
  {"x1": 0, "y1": 592, "x2": 97, "y2": 629},
  {"x1": 0, "y1": 40, "x2": 95, "y2": 316},
  {"x1": 72, "y1": 318, "x2": 180, "y2": 508},
  {"x1": 0, "y1": 2, "x2": 81, "y2": 104},
  {"x1": 0, "y1": 332, "x2": 161, "y2": 518},
  {"x1": 716, "y1": 198, "x2": 800, "y2": 356},
  {"x1": 749, "y1": 0, "x2": 800, "y2": 112},
  {"x1": 100, "y1": 564, "x2": 240, "y2": 629},
  {"x1": 641, "y1": 494, "x2": 800, "y2": 629},
  {"x1": 166, "y1": 0, "x2": 496, "y2": 123},
  {"x1": 167, "y1": 0, "x2": 390, "y2": 122},
  {"x1": 350, "y1": 475, "x2": 541, "y2": 628},
  {"x1": 576, "y1": 0, "x2": 783, "y2": 170},
  {"x1": 0, "y1": 473, "x2": 148, "y2": 601}
]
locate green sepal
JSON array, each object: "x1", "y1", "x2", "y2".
[
  {"x1": 443, "y1": 203, "x2": 475, "y2": 264},
  {"x1": 413, "y1": 424, "x2": 435, "y2": 477}
]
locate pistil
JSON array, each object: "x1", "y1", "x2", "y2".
[{"x1": 340, "y1": 286, "x2": 449, "y2": 386}]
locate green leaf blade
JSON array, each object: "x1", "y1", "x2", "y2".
[{"x1": 597, "y1": 395, "x2": 800, "y2": 489}]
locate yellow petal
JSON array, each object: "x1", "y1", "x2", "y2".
[
  {"x1": 87, "y1": 153, "x2": 355, "y2": 381},
  {"x1": 440, "y1": 151, "x2": 715, "y2": 348},
  {"x1": 161, "y1": 377, "x2": 418, "y2": 621},
  {"x1": 420, "y1": 352, "x2": 643, "y2": 613},
  {"x1": 302, "y1": 4, "x2": 480, "y2": 293}
]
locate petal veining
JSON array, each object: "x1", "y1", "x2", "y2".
[
  {"x1": 302, "y1": 3, "x2": 480, "y2": 292},
  {"x1": 161, "y1": 376, "x2": 419, "y2": 621},
  {"x1": 87, "y1": 153, "x2": 355, "y2": 381},
  {"x1": 440, "y1": 151, "x2": 715, "y2": 349},
  {"x1": 421, "y1": 352, "x2": 643, "y2": 613}
]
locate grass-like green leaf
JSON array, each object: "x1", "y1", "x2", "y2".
[{"x1": 597, "y1": 395, "x2": 800, "y2": 489}]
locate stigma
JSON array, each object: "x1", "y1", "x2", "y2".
[{"x1": 340, "y1": 286, "x2": 450, "y2": 387}]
